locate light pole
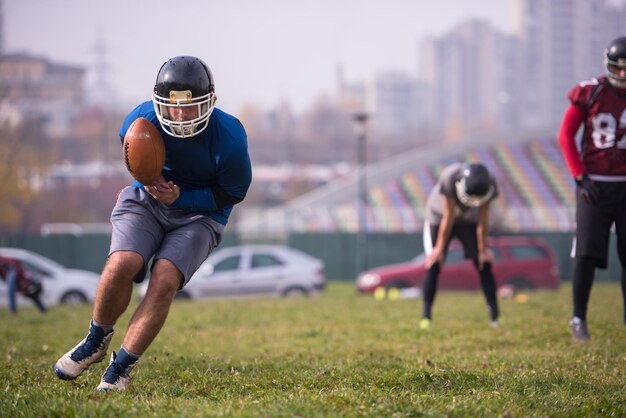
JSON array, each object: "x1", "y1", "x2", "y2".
[{"x1": 353, "y1": 111, "x2": 370, "y2": 277}]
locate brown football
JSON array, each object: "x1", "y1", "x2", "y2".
[{"x1": 122, "y1": 118, "x2": 166, "y2": 185}]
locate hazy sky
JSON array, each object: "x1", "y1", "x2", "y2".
[{"x1": 4, "y1": 0, "x2": 513, "y2": 113}]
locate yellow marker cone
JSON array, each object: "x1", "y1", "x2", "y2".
[{"x1": 514, "y1": 293, "x2": 528, "y2": 303}]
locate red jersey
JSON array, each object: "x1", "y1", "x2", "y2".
[{"x1": 564, "y1": 76, "x2": 626, "y2": 177}]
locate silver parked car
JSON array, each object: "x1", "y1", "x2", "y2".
[
  {"x1": 0, "y1": 247, "x2": 101, "y2": 307},
  {"x1": 137, "y1": 245, "x2": 326, "y2": 300}
]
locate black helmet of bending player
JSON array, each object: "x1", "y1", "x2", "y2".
[
  {"x1": 454, "y1": 163, "x2": 495, "y2": 207},
  {"x1": 604, "y1": 36, "x2": 626, "y2": 88},
  {"x1": 152, "y1": 56, "x2": 217, "y2": 138}
]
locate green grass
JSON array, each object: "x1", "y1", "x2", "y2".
[{"x1": 1, "y1": 282, "x2": 625, "y2": 417}]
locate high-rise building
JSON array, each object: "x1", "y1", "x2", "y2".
[
  {"x1": 418, "y1": 0, "x2": 625, "y2": 140},
  {"x1": 366, "y1": 71, "x2": 425, "y2": 145},
  {"x1": 514, "y1": 0, "x2": 626, "y2": 132},
  {"x1": 0, "y1": 54, "x2": 86, "y2": 138},
  {"x1": 419, "y1": 20, "x2": 519, "y2": 142}
]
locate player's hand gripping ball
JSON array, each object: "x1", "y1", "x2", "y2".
[{"x1": 123, "y1": 118, "x2": 166, "y2": 185}]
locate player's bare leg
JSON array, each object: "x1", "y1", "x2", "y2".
[
  {"x1": 97, "y1": 259, "x2": 181, "y2": 391},
  {"x1": 93, "y1": 251, "x2": 144, "y2": 325},
  {"x1": 55, "y1": 251, "x2": 143, "y2": 380},
  {"x1": 122, "y1": 259, "x2": 181, "y2": 355}
]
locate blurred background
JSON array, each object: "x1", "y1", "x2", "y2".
[{"x1": 1, "y1": 0, "x2": 625, "y2": 281}]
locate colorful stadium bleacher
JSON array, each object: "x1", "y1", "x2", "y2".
[{"x1": 268, "y1": 137, "x2": 577, "y2": 233}]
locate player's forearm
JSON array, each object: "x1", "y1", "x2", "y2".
[
  {"x1": 477, "y1": 205, "x2": 490, "y2": 252},
  {"x1": 170, "y1": 159, "x2": 251, "y2": 211},
  {"x1": 435, "y1": 198, "x2": 456, "y2": 249},
  {"x1": 476, "y1": 224, "x2": 488, "y2": 252},
  {"x1": 436, "y1": 214, "x2": 454, "y2": 250},
  {"x1": 170, "y1": 186, "x2": 245, "y2": 211}
]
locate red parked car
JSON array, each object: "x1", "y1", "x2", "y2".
[{"x1": 356, "y1": 236, "x2": 560, "y2": 293}]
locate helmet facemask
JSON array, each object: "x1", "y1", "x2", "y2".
[
  {"x1": 454, "y1": 163, "x2": 494, "y2": 207},
  {"x1": 455, "y1": 177, "x2": 494, "y2": 207},
  {"x1": 605, "y1": 57, "x2": 626, "y2": 88},
  {"x1": 152, "y1": 90, "x2": 216, "y2": 138}
]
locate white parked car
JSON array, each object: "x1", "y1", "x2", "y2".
[
  {"x1": 137, "y1": 245, "x2": 326, "y2": 300},
  {"x1": 0, "y1": 247, "x2": 101, "y2": 308}
]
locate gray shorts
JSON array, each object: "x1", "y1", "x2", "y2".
[{"x1": 110, "y1": 186, "x2": 225, "y2": 288}]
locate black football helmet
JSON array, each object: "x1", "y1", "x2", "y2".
[
  {"x1": 454, "y1": 163, "x2": 494, "y2": 207},
  {"x1": 152, "y1": 56, "x2": 217, "y2": 138},
  {"x1": 604, "y1": 36, "x2": 626, "y2": 88}
]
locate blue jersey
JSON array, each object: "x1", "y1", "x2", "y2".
[{"x1": 119, "y1": 101, "x2": 252, "y2": 225}]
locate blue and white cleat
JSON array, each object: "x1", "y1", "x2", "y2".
[
  {"x1": 54, "y1": 326, "x2": 114, "y2": 380},
  {"x1": 97, "y1": 352, "x2": 136, "y2": 392}
]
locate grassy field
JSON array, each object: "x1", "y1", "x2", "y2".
[{"x1": 1, "y1": 281, "x2": 625, "y2": 417}]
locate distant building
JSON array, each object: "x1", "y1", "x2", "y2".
[
  {"x1": 336, "y1": 66, "x2": 431, "y2": 153},
  {"x1": 419, "y1": 20, "x2": 520, "y2": 142},
  {"x1": 335, "y1": 64, "x2": 366, "y2": 113},
  {"x1": 414, "y1": 0, "x2": 626, "y2": 140},
  {"x1": 366, "y1": 71, "x2": 427, "y2": 146},
  {"x1": 513, "y1": 0, "x2": 626, "y2": 132},
  {"x1": 0, "y1": 53, "x2": 86, "y2": 138}
]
